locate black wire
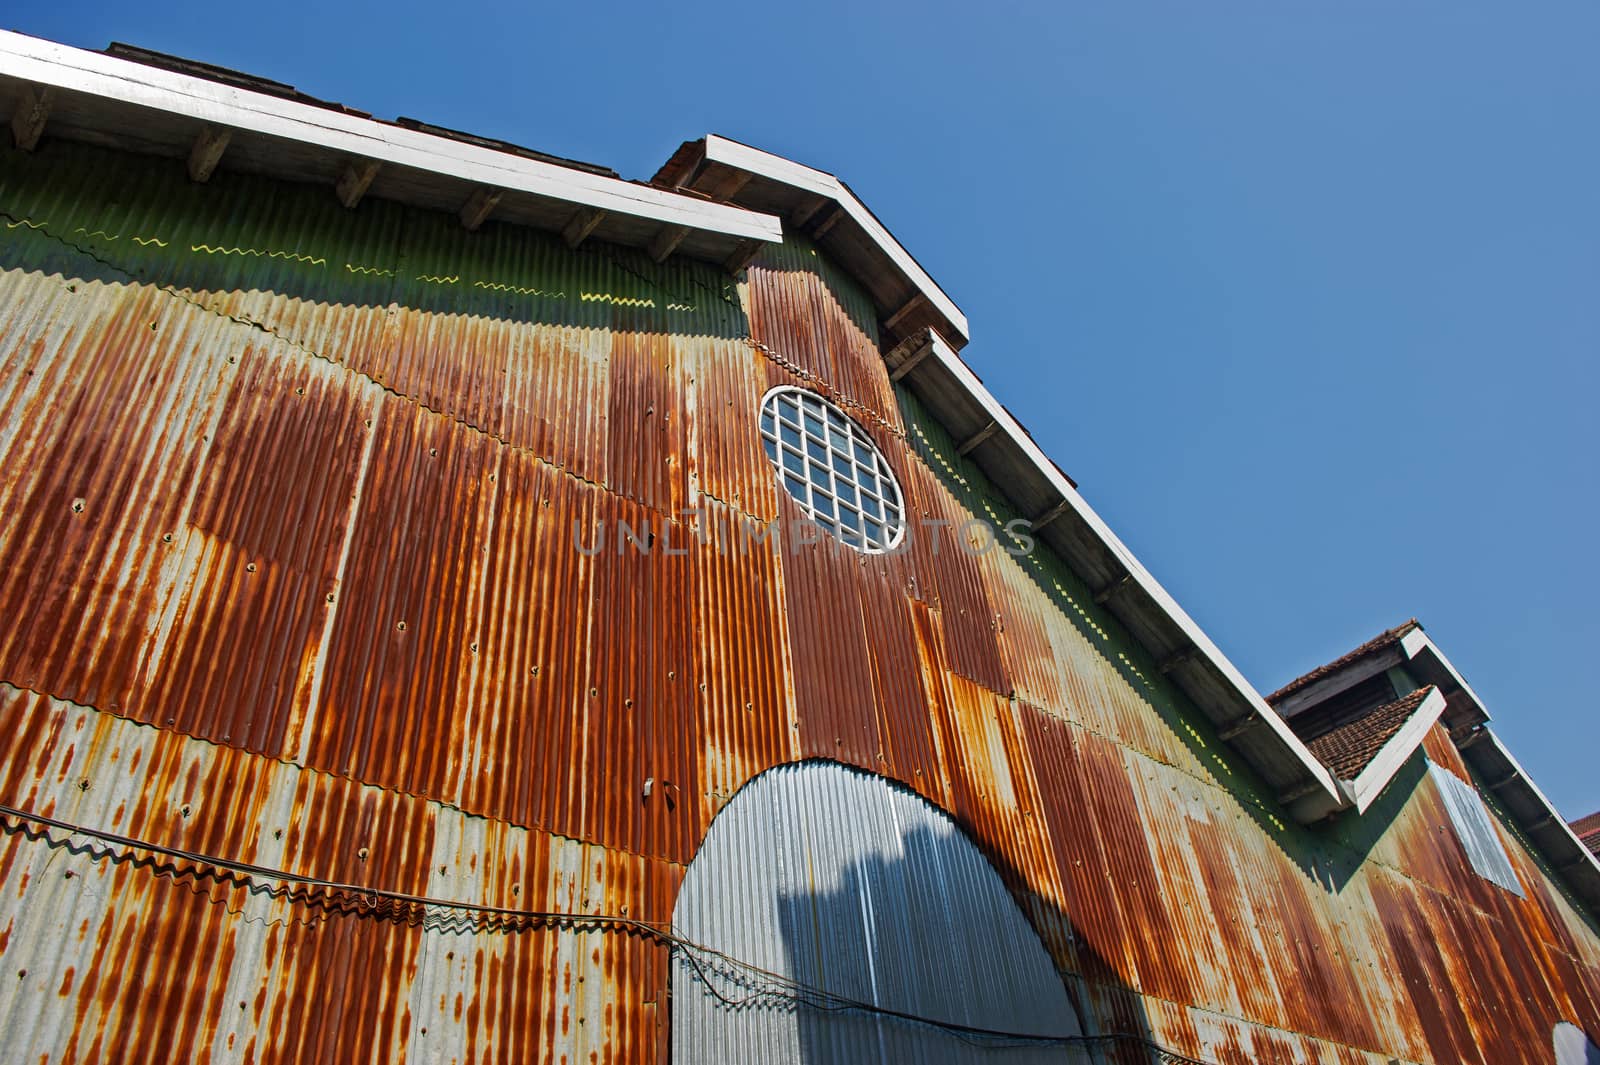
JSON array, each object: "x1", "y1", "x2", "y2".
[{"x1": 0, "y1": 800, "x2": 1219, "y2": 1060}]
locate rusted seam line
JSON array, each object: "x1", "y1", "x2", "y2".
[
  {"x1": 2, "y1": 209, "x2": 785, "y2": 531},
  {"x1": 739, "y1": 333, "x2": 906, "y2": 440},
  {"x1": 0, "y1": 678, "x2": 693, "y2": 876}
]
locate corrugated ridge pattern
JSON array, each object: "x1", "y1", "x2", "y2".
[
  {"x1": 0, "y1": 683, "x2": 677, "y2": 1063},
  {"x1": 0, "y1": 139, "x2": 1596, "y2": 1065},
  {"x1": 671, "y1": 761, "x2": 1083, "y2": 1064}
]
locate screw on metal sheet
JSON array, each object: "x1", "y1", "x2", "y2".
[
  {"x1": 511, "y1": 885, "x2": 519, "y2": 896},
  {"x1": 63, "y1": 870, "x2": 73, "y2": 879},
  {"x1": 358, "y1": 847, "x2": 369, "y2": 861},
  {"x1": 180, "y1": 804, "x2": 191, "y2": 818},
  {"x1": 396, "y1": 621, "x2": 407, "y2": 632},
  {"x1": 530, "y1": 666, "x2": 540, "y2": 676},
  {"x1": 469, "y1": 643, "x2": 478, "y2": 654},
  {"x1": 17, "y1": 971, "x2": 25, "y2": 979},
  {"x1": 589, "y1": 688, "x2": 598, "y2": 698},
  {"x1": 77, "y1": 779, "x2": 88, "y2": 791},
  {"x1": 429, "y1": 448, "x2": 438, "y2": 457},
  {"x1": 296, "y1": 387, "x2": 304, "y2": 395},
  {"x1": 273, "y1": 829, "x2": 283, "y2": 840},
  {"x1": 245, "y1": 562, "x2": 257, "y2": 573},
  {"x1": 71, "y1": 498, "x2": 85, "y2": 513},
  {"x1": 162, "y1": 533, "x2": 173, "y2": 543},
  {"x1": 326, "y1": 593, "x2": 335, "y2": 604}
]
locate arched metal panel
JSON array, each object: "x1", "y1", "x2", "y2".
[
  {"x1": 1555, "y1": 1022, "x2": 1600, "y2": 1065},
  {"x1": 672, "y1": 761, "x2": 1082, "y2": 1063}
]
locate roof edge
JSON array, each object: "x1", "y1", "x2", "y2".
[
  {"x1": 0, "y1": 31, "x2": 783, "y2": 246},
  {"x1": 1347, "y1": 686, "x2": 1448, "y2": 813}
]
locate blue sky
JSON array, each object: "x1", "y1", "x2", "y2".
[{"x1": 12, "y1": 3, "x2": 1597, "y2": 817}]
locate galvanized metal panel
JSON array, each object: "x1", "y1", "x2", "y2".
[{"x1": 671, "y1": 760, "x2": 1083, "y2": 1064}]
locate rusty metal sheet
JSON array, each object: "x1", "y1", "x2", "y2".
[{"x1": 3, "y1": 137, "x2": 1600, "y2": 1065}]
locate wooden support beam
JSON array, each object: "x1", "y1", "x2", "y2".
[
  {"x1": 1031, "y1": 499, "x2": 1071, "y2": 534},
  {"x1": 562, "y1": 207, "x2": 606, "y2": 249},
  {"x1": 1157, "y1": 648, "x2": 1198, "y2": 675},
  {"x1": 811, "y1": 205, "x2": 846, "y2": 240},
  {"x1": 1486, "y1": 772, "x2": 1519, "y2": 791},
  {"x1": 704, "y1": 168, "x2": 752, "y2": 202},
  {"x1": 883, "y1": 293, "x2": 928, "y2": 334},
  {"x1": 956, "y1": 420, "x2": 999, "y2": 456},
  {"x1": 1092, "y1": 572, "x2": 1133, "y2": 606},
  {"x1": 459, "y1": 186, "x2": 503, "y2": 231},
  {"x1": 335, "y1": 158, "x2": 381, "y2": 208},
  {"x1": 187, "y1": 125, "x2": 232, "y2": 183},
  {"x1": 10, "y1": 83, "x2": 51, "y2": 152},
  {"x1": 1527, "y1": 813, "x2": 1556, "y2": 831},
  {"x1": 888, "y1": 340, "x2": 932, "y2": 382},
  {"x1": 788, "y1": 194, "x2": 829, "y2": 229},
  {"x1": 648, "y1": 224, "x2": 690, "y2": 264},
  {"x1": 723, "y1": 239, "x2": 763, "y2": 275},
  {"x1": 1217, "y1": 714, "x2": 1262, "y2": 742}
]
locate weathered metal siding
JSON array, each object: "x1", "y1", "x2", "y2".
[
  {"x1": 0, "y1": 138, "x2": 1597, "y2": 1064},
  {"x1": 671, "y1": 760, "x2": 1083, "y2": 1064}
]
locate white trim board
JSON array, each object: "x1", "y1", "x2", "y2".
[
  {"x1": 702, "y1": 135, "x2": 970, "y2": 344},
  {"x1": 0, "y1": 32, "x2": 782, "y2": 244},
  {"x1": 1347, "y1": 686, "x2": 1448, "y2": 814}
]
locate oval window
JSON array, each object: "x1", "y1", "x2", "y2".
[{"x1": 759, "y1": 387, "x2": 906, "y2": 553}]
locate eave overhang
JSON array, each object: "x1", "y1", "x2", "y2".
[
  {"x1": 0, "y1": 32, "x2": 783, "y2": 264},
  {"x1": 885, "y1": 329, "x2": 1346, "y2": 823},
  {"x1": 654, "y1": 135, "x2": 971, "y2": 351}
]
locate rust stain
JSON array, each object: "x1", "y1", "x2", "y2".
[{"x1": 0, "y1": 141, "x2": 1596, "y2": 1065}]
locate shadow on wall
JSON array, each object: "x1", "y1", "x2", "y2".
[
  {"x1": 670, "y1": 759, "x2": 1169, "y2": 1065},
  {"x1": 0, "y1": 140, "x2": 750, "y2": 341}
]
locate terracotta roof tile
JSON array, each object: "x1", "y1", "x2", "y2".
[
  {"x1": 1571, "y1": 812, "x2": 1600, "y2": 857},
  {"x1": 1299, "y1": 686, "x2": 1435, "y2": 781},
  {"x1": 1267, "y1": 619, "x2": 1420, "y2": 705}
]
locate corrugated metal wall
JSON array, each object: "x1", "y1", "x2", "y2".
[
  {"x1": 671, "y1": 760, "x2": 1083, "y2": 1063},
  {"x1": 0, "y1": 138, "x2": 1597, "y2": 1063}
]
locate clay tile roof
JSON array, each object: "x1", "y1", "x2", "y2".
[
  {"x1": 1571, "y1": 812, "x2": 1600, "y2": 857},
  {"x1": 1299, "y1": 686, "x2": 1436, "y2": 781},
  {"x1": 1266, "y1": 619, "x2": 1421, "y2": 706}
]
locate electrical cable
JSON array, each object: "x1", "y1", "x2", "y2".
[{"x1": 0, "y1": 799, "x2": 1218, "y2": 1061}]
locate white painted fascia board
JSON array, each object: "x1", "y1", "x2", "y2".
[
  {"x1": 917, "y1": 330, "x2": 1343, "y2": 807},
  {"x1": 0, "y1": 32, "x2": 782, "y2": 244},
  {"x1": 1477, "y1": 729, "x2": 1600, "y2": 878},
  {"x1": 1400, "y1": 627, "x2": 1491, "y2": 723},
  {"x1": 1348, "y1": 686, "x2": 1448, "y2": 814},
  {"x1": 702, "y1": 134, "x2": 970, "y2": 343}
]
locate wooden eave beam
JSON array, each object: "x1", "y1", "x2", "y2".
[
  {"x1": 1217, "y1": 714, "x2": 1263, "y2": 742},
  {"x1": 703, "y1": 168, "x2": 752, "y2": 202},
  {"x1": 1031, "y1": 500, "x2": 1071, "y2": 535},
  {"x1": 187, "y1": 124, "x2": 231, "y2": 183},
  {"x1": 788, "y1": 194, "x2": 829, "y2": 230},
  {"x1": 723, "y1": 239, "x2": 763, "y2": 275},
  {"x1": 648, "y1": 224, "x2": 690, "y2": 264},
  {"x1": 1093, "y1": 572, "x2": 1133, "y2": 605},
  {"x1": 811, "y1": 204, "x2": 846, "y2": 240},
  {"x1": 956, "y1": 420, "x2": 1000, "y2": 456},
  {"x1": 1158, "y1": 648, "x2": 1198, "y2": 675},
  {"x1": 10, "y1": 82, "x2": 50, "y2": 151},
  {"x1": 888, "y1": 339, "x2": 933, "y2": 382},
  {"x1": 883, "y1": 293, "x2": 928, "y2": 334},
  {"x1": 563, "y1": 207, "x2": 606, "y2": 249},
  {"x1": 335, "y1": 157, "x2": 381, "y2": 208},
  {"x1": 459, "y1": 186, "x2": 503, "y2": 231}
]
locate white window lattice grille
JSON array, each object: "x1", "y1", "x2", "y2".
[{"x1": 759, "y1": 387, "x2": 906, "y2": 553}]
